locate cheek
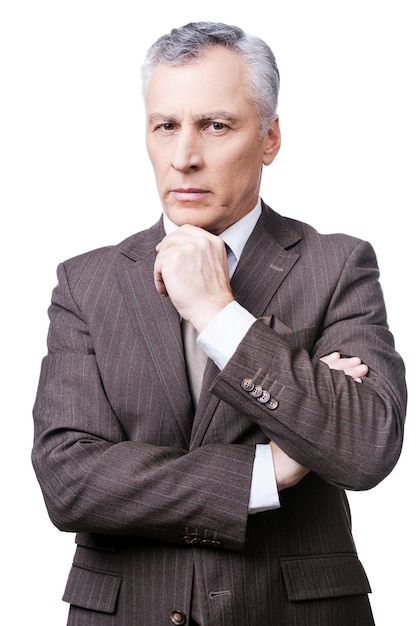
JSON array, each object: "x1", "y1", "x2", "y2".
[
  {"x1": 217, "y1": 155, "x2": 261, "y2": 192},
  {"x1": 148, "y1": 157, "x2": 171, "y2": 190},
  {"x1": 147, "y1": 141, "x2": 170, "y2": 173}
]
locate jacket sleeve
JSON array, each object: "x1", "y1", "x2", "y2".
[
  {"x1": 32, "y1": 262, "x2": 254, "y2": 550},
  {"x1": 211, "y1": 239, "x2": 407, "y2": 491}
]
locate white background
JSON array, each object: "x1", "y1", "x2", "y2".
[{"x1": 1, "y1": 1, "x2": 417, "y2": 624}]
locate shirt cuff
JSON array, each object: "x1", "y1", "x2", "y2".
[
  {"x1": 248, "y1": 444, "x2": 281, "y2": 514},
  {"x1": 197, "y1": 300, "x2": 256, "y2": 370}
]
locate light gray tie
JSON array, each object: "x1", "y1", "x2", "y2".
[{"x1": 181, "y1": 319, "x2": 208, "y2": 409}]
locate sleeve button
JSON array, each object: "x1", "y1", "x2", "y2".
[
  {"x1": 249, "y1": 384, "x2": 263, "y2": 398},
  {"x1": 266, "y1": 398, "x2": 279, "y2": 410},
  {"x1": 241, "y1": 378, "x2": 254, "y2": 391},
  {"x1": 190, "y1": 537, "x2": 201, "y2": 545},
  {"x1": 257, "y1": 390, "x2": 271, "y2": 403}
]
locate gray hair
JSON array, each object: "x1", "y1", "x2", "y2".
[{"x1": 141, "y1": 22, "x2": 280, "y2": 136}]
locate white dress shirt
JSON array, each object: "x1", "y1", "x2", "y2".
[{"x1": 163, "y1": 201, "x2": 280, "y2": 513}]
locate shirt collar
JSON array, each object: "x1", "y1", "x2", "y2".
[{"x1": 162, "y1": 199, "x2": 262, "y2": 265}]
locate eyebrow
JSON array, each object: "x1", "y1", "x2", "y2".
[{"x1": 147, "y1": 111, "x2": 239, "y2": 125}]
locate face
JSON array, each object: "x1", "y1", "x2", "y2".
[{"x1": 145, "y1": 46, "x2": 281, "y2": 234}]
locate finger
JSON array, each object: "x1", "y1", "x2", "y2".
[
  {"x1": 157, "y1": 224, "x2": 215, "y2": 248},
  {"x1": 326, "y1": 357, "x2": 363, "y2": 372},
  {"x1": 154, "y1": 272, "x2": 168, "y2": 296},
  {"x1": 344, "y1": 364, "x2": 369, "y2": 379},
  {"x1": 338, "y1": 365, "x2": 368, "y2": 384},
  {"x1": 346, "y1": 356, "x2": 362, "y2": 366},
  {"x1": 153, "y1": 258, "x2": 168, "y2": 296},
  {"x1": 319, "y1": 352, "x2": 341, "y2": 365}
]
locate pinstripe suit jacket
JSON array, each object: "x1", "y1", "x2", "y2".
[{"x1": 32, "y1": 202, "x2": 407, "y2": 625}]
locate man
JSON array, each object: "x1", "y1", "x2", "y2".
[{"x1": 32, "y1": 22, "x2": 407, "y2": 625}]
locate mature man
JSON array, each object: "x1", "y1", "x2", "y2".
[{"x1": 32, "y1": 22, "x2": 407, "y2": 625}]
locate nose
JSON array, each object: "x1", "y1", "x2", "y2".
[{"x1": 171, "y1": 128, "x2": 203, "y2": 172}]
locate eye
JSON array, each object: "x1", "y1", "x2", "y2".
[
  {"x1": 154, "y1": 122, "x2": 177, "y2": 133},
  {"x1": 158, "y1": 122, "x2": 175, "y2": 132},
  {"x1": 203, "y1": 121, "x2": 229, "y2": 135}
]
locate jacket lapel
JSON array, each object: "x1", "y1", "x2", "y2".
[
  {"x1": 117, "y1": 221, "x2": 194, "y2": 448},
  {"x1": 231, "y1": 203, "x2": 301, "y2": 316}
]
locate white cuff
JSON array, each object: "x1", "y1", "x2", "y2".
[
  {"x1": 248, "y1": 444, "x2": 281, "y2": 514},
  {"x1": 197, "y1": 301, "x2": 256, "y2": 370}
]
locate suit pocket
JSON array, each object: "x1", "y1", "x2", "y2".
[
  {"x1": 280, "y1": 554, "x2": 371, "y2": 601},
  {"x1": 63, "y1": 564, "x2": 122, "y2": 613}
]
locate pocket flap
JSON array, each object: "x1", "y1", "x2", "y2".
[
  {"x1": 281, "y1": 554, "x2": 371, "y2": 601},
  {"x1": 63, "y1": 564, "x2": 122, "y2": 613}
]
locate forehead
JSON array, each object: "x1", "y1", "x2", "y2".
[{"x1": 145, "y1": 46, "x2": 253, "y2": 114}]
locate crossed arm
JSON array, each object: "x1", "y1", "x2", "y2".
[
  {"x1": 155, "y1": 225, "x2": 370, "y2": 492},
  {"x1": 32, "y1": 223, "x2": 404, "y2": 545}
]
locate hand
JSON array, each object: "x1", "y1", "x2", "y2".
[
  {"x1": 269, "y1": 441, "x2": 310, "y2": 490},
  {"x1": 319, "y1": 351, "x2": 368, "y2": 382},
  {"x1": 154, "y1": 225, "x2": 234, "y2": 332}
]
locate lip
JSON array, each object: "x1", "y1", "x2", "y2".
[{"x1": 170, "y1": 188, "x2": 209, "y2": 201}]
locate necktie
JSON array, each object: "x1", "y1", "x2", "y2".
[{"x1": 181, "y1": 319, "x2": 208, "y2": 408}]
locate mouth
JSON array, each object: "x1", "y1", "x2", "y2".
[{"x1": 170, "y1": 188, "x2": 209, "y2": 202}]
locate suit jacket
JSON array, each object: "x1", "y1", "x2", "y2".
[{"x1": 32, "y1": 202, "x2": 407, "y2": 625}]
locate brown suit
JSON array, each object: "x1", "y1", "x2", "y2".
[{"x1": 32, "y1": 202, "x2": 407, "y2": 625}]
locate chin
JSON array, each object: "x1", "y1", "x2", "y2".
[
  {"x1": 164, "y1": 204, "x2": 226, "y2": 233},
  {"x1": 166, "y1": 208, "x2": 205, "y2": 225}
]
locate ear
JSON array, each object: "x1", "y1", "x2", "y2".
[{"x1": 262, "y1": 116, "x2": 281, "y2": 165}]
